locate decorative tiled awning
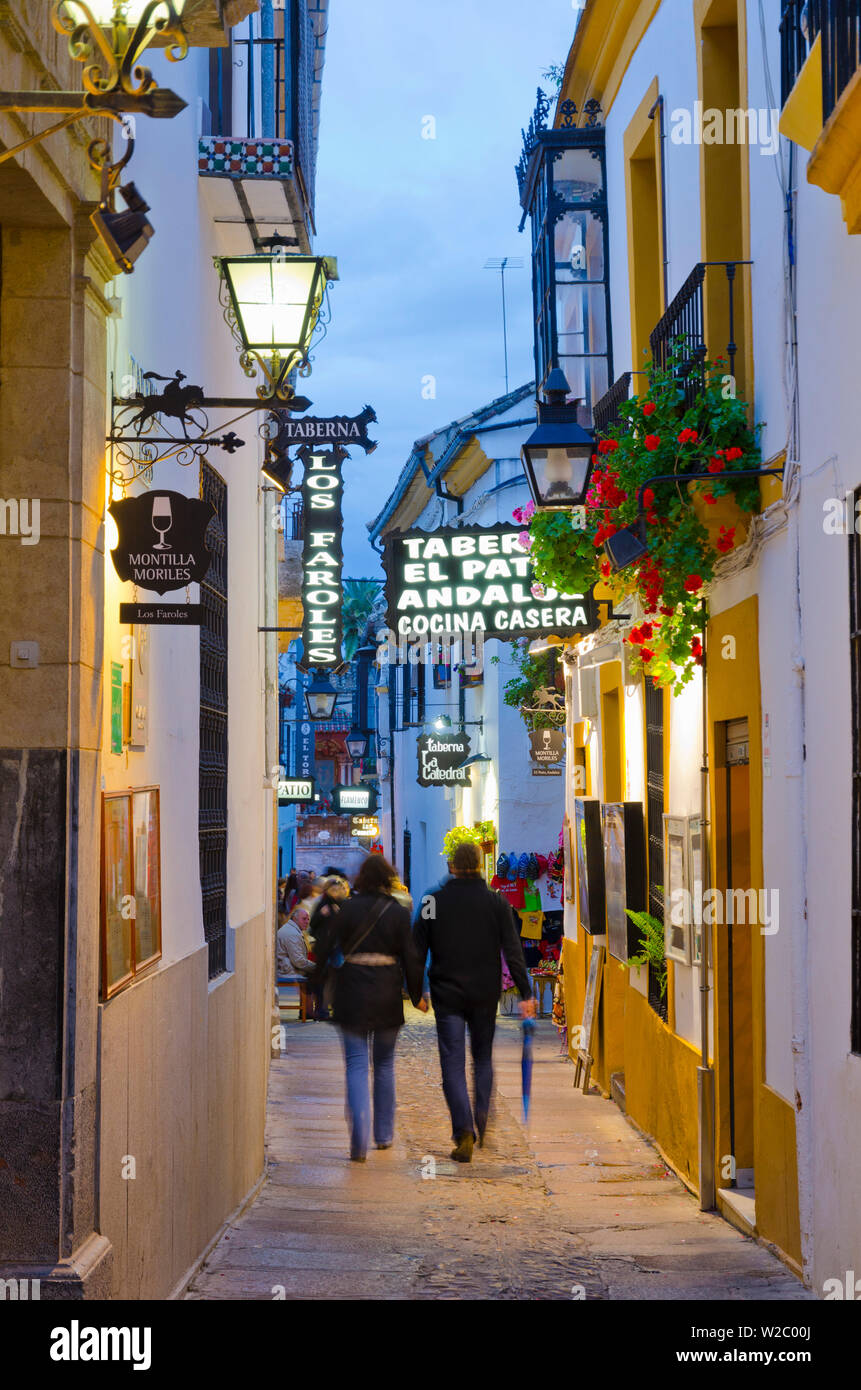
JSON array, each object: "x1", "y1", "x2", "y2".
[{"x1": 198, "y1": 135, "x2": 309, "y2": 255}]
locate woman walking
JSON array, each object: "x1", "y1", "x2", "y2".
[{"x1": 311, "y1": 855, "x2": 423, "y2": 1161}]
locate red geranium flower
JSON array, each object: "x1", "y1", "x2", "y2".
[
  {"x1": 643, "y1": 401, "x2": 657, "y2": 417},
  {"x1": 690, "y1": 637, "x2": 703, "y2": 657},
  {"x1": 707, "y1": 457, "x2": 724, "y2": 474},
  {"x1": 716, "y1": 526, "x2": 736, "y2": 554},
  {"x1": 704, "y1": 493, "x2": 716, "y2": 505},
  {"x1": 640, "y1": 647, "x2": 654, "y2": 662},
  {"x1": 628, "y1": 627, "x2": 644, "y2": 645},
  {"x1": 677, "y1": 428, "x2": 699, "y2": 445},
  {"x1": 642, "y1": 488, "x2": 655, "y2": 508},
  {"x1": 660, "y1": 605, "x2": 674, "y2": 616},
  {"x1": 640, "y1": 622, "x2": 653, "y2": 639},
  {"x1": 644, "y1": 434, "x2": 660, "y2": 451},
  {"x1": 597, "y1": 438, "x2": 619, "y2": 454},
  {"x1": 684, "y1": 574, "x2": 703, "y2": 592},
  {"x1": 724, "y1": 446, "x2": 744, "y2": 462}
]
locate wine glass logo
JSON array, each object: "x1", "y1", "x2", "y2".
[{"x1": 151, "y1": 496, "x2": 172, "y2": 551}]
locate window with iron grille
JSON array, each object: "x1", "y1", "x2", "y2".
[
  {"x1": 850, "y1": 487, "x2": 861, "y2": 1053},
  {"x1": 200, "y1": 462, "x2": 228, "y2": 979},
  {"x1": 645, "y1": 680, "x2": 668, "y2": 1020}
]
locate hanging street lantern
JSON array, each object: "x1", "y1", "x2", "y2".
[
  {"x1": 521, "y1": 367, "x2": 595, "y2": 508},
  {"x1": 345, "y1": 726, "x2": 369, "y2": 761},
  {"x1": 217, "y1": 243, "x2": 338, "y2": 403},
  {"x1": 304, "y1": 668, "x2": 338, "y2": 721}
]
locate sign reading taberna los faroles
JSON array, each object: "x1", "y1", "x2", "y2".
[
  {"x1": 298, "y1": 444, "x2": 346, "y2": 671},
  {"x1": 108, "y1": 490, "x2": 215, "y2": 623},
  {"x1": 384, "y1": 524, "x2": 598, "y2": 639}
]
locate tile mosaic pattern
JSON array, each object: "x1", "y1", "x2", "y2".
[{"x1": 198, "y1": 137, "x2": 295, "y2": 178}]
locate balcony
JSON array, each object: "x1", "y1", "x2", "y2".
[
  {"x1": 594, "y1": 261, "x2": 751, "y2": 426},
  {"x1": 780, "y1": 1, "x2": 861, "y2": 232},
  {"x1": 199, "y1": 1, "x2": 328, "y2": 253}
]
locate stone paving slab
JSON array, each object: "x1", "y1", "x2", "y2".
[{"x1": 186, "y1": 1009, "x2": 812, "y2": 1302}]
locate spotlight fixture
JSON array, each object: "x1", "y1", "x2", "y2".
[
  {"x1": 433, "y1": 714, "x2": 452, "y2": 732},
  {"x1": 527, "y1": 634, "x2": 565, "y2": 656},
  {"x1": 91, "y1": 181, "x2": 154, "y2": 274}
]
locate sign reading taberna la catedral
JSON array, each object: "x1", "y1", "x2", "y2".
[
  {"x1": 384, "y1": 524, "x2": 598, "y2": 639},
  {"x1": 108, "y1": 489, "x2": 215, "y2": 624},
  {"x1": 417, "y1": 732, "x2": 472, "y2": 787},
  {"x1": 298, "y1": 444, "x2": 346, "y2": 672}
]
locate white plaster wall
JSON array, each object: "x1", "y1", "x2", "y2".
[{"x1": 102, "y1": 48, "x2": 271, "y2": 967}]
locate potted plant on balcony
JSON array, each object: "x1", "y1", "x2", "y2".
[{"x1": 520, "y1": 347, "x2": 763, "y2": 694}]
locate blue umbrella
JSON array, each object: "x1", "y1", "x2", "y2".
[{"x1": 521, "y1": 1016, "x2": 536, "y2": 1122}]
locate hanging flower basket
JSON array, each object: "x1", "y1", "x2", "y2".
[{"x1": 521, "y1": 347, "x2": 763, "y2": 693}]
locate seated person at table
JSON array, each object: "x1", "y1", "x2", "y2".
[{"x1": 276, "y1": 907, "x2": 312, "y2": 978}]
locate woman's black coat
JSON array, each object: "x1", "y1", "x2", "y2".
[{"x1": 310, "y1": 891, "x2": 424, "y2": 1032}]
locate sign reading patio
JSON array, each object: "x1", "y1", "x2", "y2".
[
  {"x1": 108, "y1": 489, "x2": 215, "y2": 624},
  {"x1": 417, "y1": 732, "x2": 472, "y2": 787},
  {"x1": 298, "y1": 443, "x2": 347, "y2": 672},
  {"x1": 384, "y1": 524, "x2": 597, "y2": 639},
  {"x1": 277, "y1": 777, "x2": 316, "y2": 806}
]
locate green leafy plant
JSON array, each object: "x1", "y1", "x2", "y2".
[
  {"x1": 341, "y1": 578, "x2": 382, "y2": 661},
  {"x1": 501, "y1": 637, "x2": 562, "y2": 728},
  {"x1": 442, "y1": 825, "x2": 483, "y2": 860},
  {"x1": 519, "y1": 346, "x2": 762, "y2": 692},
  {"x1": 625, "y1": 908, "x2": 668, "y2": 1000}
]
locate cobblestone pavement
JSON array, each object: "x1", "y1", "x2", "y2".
[{"x1": 185, "y1": 1009, "x2": 813, "y2": 1301}]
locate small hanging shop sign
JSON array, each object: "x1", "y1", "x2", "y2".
[
  {"x1": 528, "y1": 728, "x2": 565, "y2": 772},
  {"x1": 351, "y1": 814, "x2": 380, "y2": 838},
  {"x1": 278, "y1": 776, "x2": 316, "y2": 805},
  {"x1": 332, "y1": 783, "x2": 378, "y2": 814},
  {"x1": 109, "y1": 489, "x2": 215, "y2": 624},
  {"x1": 270, "y1": 405, "x2": 377, "y2": 454},
  {"x1": 417, "y1": 732, "x2": 472, "y2": 787}
]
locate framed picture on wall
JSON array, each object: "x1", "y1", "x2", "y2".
[
  {"x1": 101, "y1": 787, "x2": 162, "y2": 1000},
  {"x1": 573, "y1": 797, "x2": 605, "y2": 934},
  {"x1": 602, "y1": 802, "x2": 647, "y2": 962},
  {"x1": 663, "y1": 814, "x2": 691, "y2": 964},
  {"x1": 101, "y1": 793, "x2": 134, "y2": 999},
  {"x1": 688, "y1": 816, "x2": 710, "y2": 966}
]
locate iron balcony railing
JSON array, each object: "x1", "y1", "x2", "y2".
[
  {"x1": 780, "y1": 0, "x2": 861, "y2": 122},
  {"x1": 592, "y1": 262, "x2": 750, "y2": 430},
  {"x1": 233, "y1": 35, "x2": 289, "y2": 141},
  {"x1": 649, "y1": 261, "x2": 751, "y2": 411},
  {"x1": 288, "y1": 499, "x2": 303, "y2": 540}
]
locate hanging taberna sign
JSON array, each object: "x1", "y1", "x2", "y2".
[
  {"x1": 298, "y1": 443, "x2": 347, "y2": 672},
  {"x1": 416, "y1": 732, "x2": 472, "y2": 787},
  {"x1": 384, "y1": 524, "x2": 598, "y2": 640},
  {"x1": 108, "y1": 489, "x2": 215, "y2": 624}
]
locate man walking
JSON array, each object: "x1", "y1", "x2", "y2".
[{"x1": 413, "y1": 841, "x2": 535, "y2": 1163}]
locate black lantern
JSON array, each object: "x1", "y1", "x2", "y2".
[
  {"x1": 517, "y1": 92, "x2": 612, "y2": 421},
  {"x1": 521, "y1": 367, "x2": 594, "y2": 507},
  {"x1": 345, "y1": 726, "x2": 369, "y2": 760},
  {"x1": 304, "y1": 668, "x2": 338, "y2": 721}
]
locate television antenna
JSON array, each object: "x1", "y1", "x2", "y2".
[{"x1": 484, "y1": 257, "x2": 524, "y2": 394}]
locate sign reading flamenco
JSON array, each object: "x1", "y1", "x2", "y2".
[{"x1": 385, "y1": 524, "x2": 597, "y2": 639}]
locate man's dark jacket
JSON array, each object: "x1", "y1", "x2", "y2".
[
  {"x1": 310, "y1": 892, "x2": 424, "y2": 1031},
  {"x1": 413, "y1": 874, "x2": 533, "y2": 1015}
]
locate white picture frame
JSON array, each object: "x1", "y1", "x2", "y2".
[{"x1": 663, "y1": 814, "x2": 691, "y2": 965}]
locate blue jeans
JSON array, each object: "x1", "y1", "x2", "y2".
[
  {"x1": 435, "y1": 1006, "x2": 497, "y2": 1141},
  {"x1": 340, "y1": 1027, "x2": 400, "y2": 1156}
]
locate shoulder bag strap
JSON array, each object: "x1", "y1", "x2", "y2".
[{"x1": 344, "y1": 898, "x2": 392, "y2": 961}]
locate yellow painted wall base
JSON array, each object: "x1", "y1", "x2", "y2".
[{"x1": 624, "y1": 987, "x2": 701, "y2": 1188}]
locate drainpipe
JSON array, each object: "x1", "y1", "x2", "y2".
[
  {"x1": 648, "y1": 95, "x2": 670, "y2": 309},
  {"x1": 698, "y1": 608, "x2": 715, "y2": 1211}
]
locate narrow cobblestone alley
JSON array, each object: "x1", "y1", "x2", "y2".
[{"x1": 186, "y1": 1012, "x2": 812, "y2": 1301}]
